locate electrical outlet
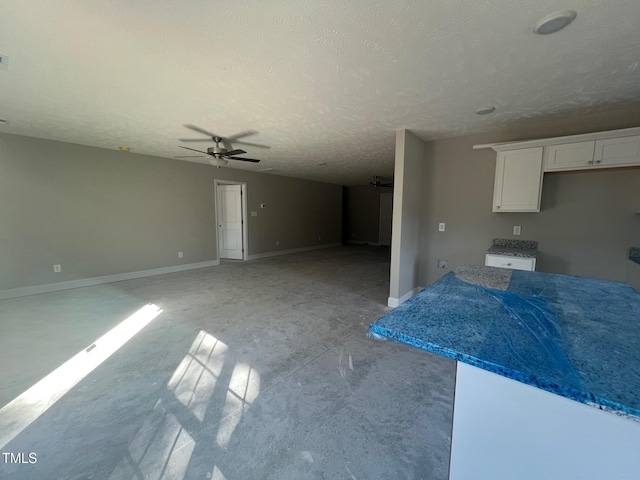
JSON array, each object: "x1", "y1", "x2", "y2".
[
  {"x1": 438, "y1": 223, "x2": 445, "y2": 232},
  {"x1": 53, "y1": 264, "x2": 61, "y2": 273},
  {"x1": 178, "y1": 251, "x2": 183, "y2": 258},
  {"x1": 251, "y1": 211, "x2": 257, "y2": 217},
  {"x1": 437, "y1": 260, "x2": 448, "y2": 269},
  {"x1": 513, "y1": 226, "x2": 522, "y2": 236}
]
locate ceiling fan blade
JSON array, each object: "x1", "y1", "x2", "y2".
[
  {"x1": 178, "y1": 138, "x2": 216, "y2": 142},
  {"x1": 232, "y1": 140, "x2": 271, "y2": 149},
  {"x1": 228, "y1": 157, "x2": 261, "y2": 163},
  {"x1": 218, "y1": 149, "x2": 247, "y2": 157},
  {"x1": 227, "y1": 130, "x2": 258, "y2": 141},
  {"x1": 178, "y1": 146, "x2": 209, "y2": 154},
  {"x1": 175, "y1": 155, "x2": 208, "y2": 158},
  {"x1": 183, "y1": 124, "x2": 219, "y2": 138}
]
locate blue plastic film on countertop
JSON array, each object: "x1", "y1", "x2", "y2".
[
  {"x1": 367, "y1": 269, "x2": 640, "y2": 419},
  {"x1": 477, "y1": 287, "x2": 583, "y2": 391}
]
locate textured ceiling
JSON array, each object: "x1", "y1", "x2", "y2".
[{"x1": 1, "y1": 1, "x2": 639, "y2": 185}]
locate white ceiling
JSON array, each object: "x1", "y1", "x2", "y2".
[{"x1": 1, "y1": 1, "x2": 639, "y2": 185}]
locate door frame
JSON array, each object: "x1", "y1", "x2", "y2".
[{"x1": 214, "y1": 179, "x2": 249, "y2": 261}]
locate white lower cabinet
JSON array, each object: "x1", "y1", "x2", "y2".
[
  {"x1": 485, "y1": 254, "x2": 536, "y2": 271},
  {"x1": 449, "y1": 362, "x2": 640, "y2": 480},
  {"x1": 492, "y1": 147, "x2": 544, "y2": 213}
]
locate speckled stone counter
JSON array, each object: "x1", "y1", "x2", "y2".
[
  {"x1": 630, "y1": 247, "x2": 640, "y2": 265},
  {"x1": 368, "y1": 266, "x2": 640, "y2": 420},
  {"x1": 486, "y1": 238, "x2": 538, "y2": 258}
]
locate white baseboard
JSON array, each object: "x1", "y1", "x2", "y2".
[
  {"x1": 246, "y1": 243, "x2": 341, "y2": 261},
  {"x1": 387, "y1": 286, "x2": 422, "y2": 308},
  {"x1": 0, "y1": 260, "x2": 220, "y2": 300}
]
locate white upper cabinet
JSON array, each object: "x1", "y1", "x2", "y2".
[
  {"x1": 594, "y1": 135, "x2": 640, "y2": 167},
  {"x1": 475, "y1": 127, "x2": 640, "y2": 214},
  {"x1": 544, "y1": 141, "x2": 595, "y2": 171},
  {"x1": 493, "y1": 147, "x2": 544, "y2": 212}
]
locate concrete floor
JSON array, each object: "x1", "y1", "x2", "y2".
[{"x1": 0, "y1": 246, "x2": 456, "y2": 480}]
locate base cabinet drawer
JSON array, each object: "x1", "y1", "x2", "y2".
[{"x1": 485, "y1": 254, "x2": 536, "y2": 271}]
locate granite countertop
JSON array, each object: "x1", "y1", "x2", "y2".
[
  {"x1": 487, "y1": 238, "x2": 538, "y2": 258},
  {"x1": 368, "y1": 265, "x2": 640, "y2": 420},
  {"x1": 630, "y1": 247, "x2": 640, "y2": 265}
]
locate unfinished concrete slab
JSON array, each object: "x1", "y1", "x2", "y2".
[{"x1": 0, "y1": 246, "x2": 455, "y2": 479}]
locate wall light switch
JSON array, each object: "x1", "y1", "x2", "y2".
[
  {"x1": 438, "y1": 223, "x2": 445, "y2": 232},
  {"x1": 513, "y1": 226, "x2": 522, "y2": 236},
  {"x1": 178, "y1": 251, "x2": 183, "y2": 258},
  {"x1": 437, "y1": 260, "x2": 448, "y2": 269},
  {"x1": 276, "y1": 240, "x2": 280, "y2": 246},
  {"x1": 251, "y1": 211, "x2": 257, "y2": 217},
  {"x1": 53, "y1": 264, "x2": 61, "y2": 273}
]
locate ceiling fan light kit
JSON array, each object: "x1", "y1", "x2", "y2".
[
  {"x1": 369, "y1": 175, "x2": 393, "y2": 189},
  {"x1": 177, "y1": 125, "x2": 266, "y2": 166},
  {"x1": 209, "y1": 157, "x2": 229, "y2": 168}
]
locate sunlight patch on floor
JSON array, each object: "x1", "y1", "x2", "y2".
[
  {"x1": 216, "y1": 362, "x2": 260, "y2": 449},
  {"x1": 168, "y1": 330, "x2": 228, "y2": 422},
  {"x1": 109, "y1": 399, "x2": 195, "y2": 480},
  {"x1": 109, "y1": 330, "x2": 261, "y2": 479},
  {"x1": 0, "y1": 303, "x2": 162, "y2": 450}
]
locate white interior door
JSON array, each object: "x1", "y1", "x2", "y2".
[
  {"x1": 217, "y1": 184, "x2": 244, "y2": 260},
  {"x1": 379, "y1": 193, "x2": 393, "y2": 246}
]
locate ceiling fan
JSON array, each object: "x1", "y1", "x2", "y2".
[
  {"x1": 369, "y1": 176, "x2": 393, "y2": 188},
  {"x1": 175, "y1": 124, "x2": 269, "y2": 167}
]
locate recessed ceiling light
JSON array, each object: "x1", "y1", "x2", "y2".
[
  {"x1": 0, "y1": 119, "x2": 7, "y2": 124},
  {"x1": 533, "y1": 10, "x2": 577, "y2": 35},
  {"x1": 118, "y1": 146, "x2": 130, "y2": 152},
  {"x1": 475, "y1": 106, "x2": 496, "y2": 115},
  {"x1": 317, "y1": 162, "x2": 327, "y2": 166},
  {"x1": 0, "y1": 54, "x2": 8, "y2": 71}
]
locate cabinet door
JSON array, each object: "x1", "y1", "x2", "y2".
[
  {"x1": 594, "y1": 135, "x2": 640, "y2": 167},
  {"x1": 544, "y1": 141, "x2": 595, "y2": 171},
  {"x1": 493, "y1": 147, "x2": 544, "y2": 212}
]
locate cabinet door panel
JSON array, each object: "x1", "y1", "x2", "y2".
[
  {"x1": 594, "y1": 135, "x2": 640, "y2": 166},
  {"x1": 544, "y1": 141, "x2": 595, "y2": 171},
  {"x1": 493, "y1": 147, "x2": 544, "y2": 212}
]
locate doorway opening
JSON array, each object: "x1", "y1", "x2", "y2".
[
  {"x1": 214, "y1": 180, "x2": 248, "y2": 261},
  {"x1": 379, "y1": 192, "x2": 393, "y2": 247}
]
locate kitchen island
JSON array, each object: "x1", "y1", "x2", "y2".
[{"x1": 368, "y1": 266, "x2": 640, "y2": 479}]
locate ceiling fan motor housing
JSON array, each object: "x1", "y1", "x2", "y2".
[{"x1": 207, "y1": 146, "x2": 227, "y2": 156}]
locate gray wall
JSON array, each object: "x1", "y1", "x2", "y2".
[
  {"x1": 419, "y1": 109, "x2": 640, "y2": 287},
  {"x1": 390, "y1": 130, "x2": 425, "y2": 303},
  {"x1": 342, "y1": 185, "x2": 393, "y2": 244},
  {"x1": 0, "y1": 133, "x2": 342, "y2": 291}
]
